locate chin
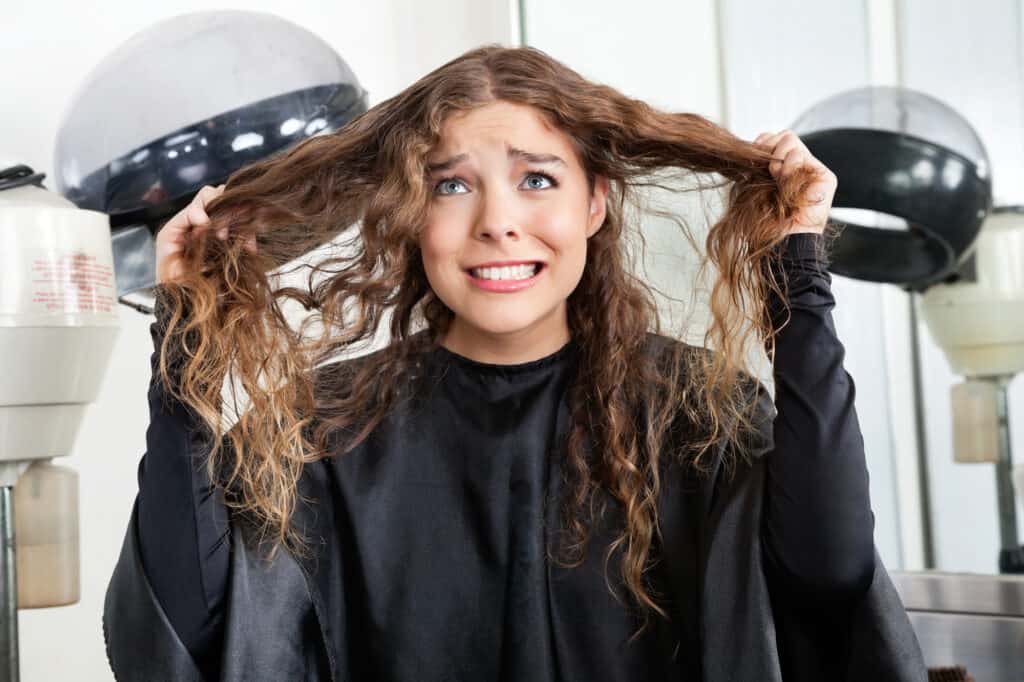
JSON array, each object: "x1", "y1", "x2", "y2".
[
  {"x1": 460, "y1": 310, "x2": 544, "y2": 337},
  {"x1": 448, "y1": 294, "x2": 563, "y2": 337}
]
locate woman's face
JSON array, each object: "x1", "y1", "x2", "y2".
[{"x1": 420, "y1": 100, "x2": 608, "y2": 362}]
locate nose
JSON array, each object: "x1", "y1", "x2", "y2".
[{"x1": 473, "y1": 189, "x2": 521, "y2": 242}]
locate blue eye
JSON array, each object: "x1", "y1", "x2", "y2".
[
  {"x1": 434, "y1": 178, "x2": 468, "y2": 195},
  {"x1": 433, "y1": 172, "x2": 557, "y2": 195},
  {"x1": 522, "y1": 172, "x2": 555, "y2": 190}
]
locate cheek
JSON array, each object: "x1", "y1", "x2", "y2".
[
  {"x1": 418, "y1": 223, "x2": 470, "y2": 306},
  {"x1": 418, "y1": 221, "x2": 457, "y2": 276},
  {"x1": 529, "y1": 205, "x2": 589, "y2": 263},
  {"x1": 417, "y1": 230, "x2": 438, "y2": 274}
]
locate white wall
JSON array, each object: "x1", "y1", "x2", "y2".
[
  {"x1": 523, "y1": 0, "x2": 723, "y2": 119},
  {"x1": 2, "y1": 3, "x2": 513, "y2": 679}
]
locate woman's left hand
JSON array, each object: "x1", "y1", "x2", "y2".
[{"x1": 754, "y1": 129, "x2": 837, "y2": 236}]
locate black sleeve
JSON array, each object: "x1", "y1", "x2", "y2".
[
  {"x1": 759, "y1": 232, "x2": 876, "y2": 603},
  {"x1": 136, "y1": 286, "x2": 230, "y2": 680}
]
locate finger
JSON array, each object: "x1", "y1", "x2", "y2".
[
  {"x1": 161, "y1": 209, "x2": 193, "y2": 235},
  {"x1": 187, "y1": 186, "x2": 222, "y2": 221},
  {"x1": 760, "y1": 131, "x2": 793, "y2": 174},
  {"x1": 185, "y1": 202, "x2": 212, "y2": 232},
  {"x1": 809, "y1": 172, "x2": 837, "y2": 203},
  {"x1": 769, "y1": 138, "x2": 803, "y2": 177},
  {"x1": 195, "y1": 185, "x2": 226, "y2": 215},
  {"x1": 756, "y1": 133, "x2": 782, "y2": 152},
  {"x1": 768, "y1": 146, "x2": 791, "y2": 177},
  {"x1": 779, "y1": 147, "x2": 806, "y2": 179},
  {"x1": 778, "y1": 131, "x2": 811, "y2": 157},
  {"x1": 771, "y1": 134, "x2": 801, "y2": 158},
  {"x1": 195, "y1": 185, "x2": 221, "y2": 207},
  {"x1": 771, "y1": 129, "x2": 804, "y2": 150},
  {"x1": 192, "y1": 185, "x2": 231, "y2": 238},
  {"x1": 762, "y1": 129, "x2": 791, "y2": 148}
]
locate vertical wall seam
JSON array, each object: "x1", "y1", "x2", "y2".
[{"x1": 712, "y1": 0, "x2": 731, "y2": 127}]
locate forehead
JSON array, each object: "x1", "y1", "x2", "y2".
[{"x1": 430, "y1": 101, "x2": 577, "y2": 161}]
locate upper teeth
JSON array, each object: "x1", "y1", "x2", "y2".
[{"x1": 471, "y1": 264, "x2": 538, "y2": 280}]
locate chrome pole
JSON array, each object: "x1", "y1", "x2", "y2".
[
  {"x1": 0, "y1": 485, "x2": 18, "y2": 682},
  {"x1": 909, "y1": 294, "x2": 936, "y2": 568},
  {"x1": 995, "y1": 378, "x2": 1022, "y2": 573}
]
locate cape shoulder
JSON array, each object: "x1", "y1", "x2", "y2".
[{"x1": 103, "y1": 497, "x2": 335, "y2": 681}]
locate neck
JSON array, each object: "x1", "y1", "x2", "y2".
[{"x1": 440, "y1": 313, "x2": 571, "y2": 365}]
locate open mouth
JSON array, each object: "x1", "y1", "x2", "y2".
[{"x1": 466, "y1": 262, "x2": 545, "y2": 281}]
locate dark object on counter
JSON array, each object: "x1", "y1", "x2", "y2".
[
  {"x1": 999, "y1": 545, "x2": 1024, "y2": 574},
  {"x1": 928, "y1": 665, "x2": 975, "y2": 682}
]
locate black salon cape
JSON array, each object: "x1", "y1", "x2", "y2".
[{"x1": 104, "y1": 242, "x2": 926, "y2": 681}]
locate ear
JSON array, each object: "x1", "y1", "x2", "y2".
[{"x1": 586, "y1": 175, "x2": 609, "y2": 238}]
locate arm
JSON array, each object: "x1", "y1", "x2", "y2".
[
  {"x1": 759, "y1": 232, "x2": 875, "y2": 602},
  {"x1": 136, "y1": 287, "x2": 231, "y2": 679}
]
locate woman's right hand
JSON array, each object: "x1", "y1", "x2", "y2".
[{"x1": 155, "y1": 184, "x2": 257, "y2": 285}]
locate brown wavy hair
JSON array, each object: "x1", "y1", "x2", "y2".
[{"x1": 155, "y1": 44, "x2": 820, "y2": 635}]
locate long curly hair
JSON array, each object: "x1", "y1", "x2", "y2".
[{"x1": 155, "y1": 44, "x2": 818, "y2": 634}]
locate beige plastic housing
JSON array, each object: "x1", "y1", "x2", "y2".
[
  {"x1": 13, "y1": 460, "x2": 80, "y2": 608},
  {"x1": 950, "y1": 380, "x2": 1000, "y2": 464},
  {"x1": 920, "y1": 208, "x2": 1024, "y2": 378},
  {"x1": 0, "y1": 181, "x2": 120, "y2": 465}
]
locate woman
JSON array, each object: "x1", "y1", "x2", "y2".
[{"x1": 104, "y1": 45, "x2": 924, "y2": 680}]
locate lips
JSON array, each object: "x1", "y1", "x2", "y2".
[{"x1": 464, "y1": 261, "x2": 545, "y2": 293}]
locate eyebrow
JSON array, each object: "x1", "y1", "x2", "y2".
[{"x1": 426, "y1": 146, "x2": 567, "y2": 175}]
